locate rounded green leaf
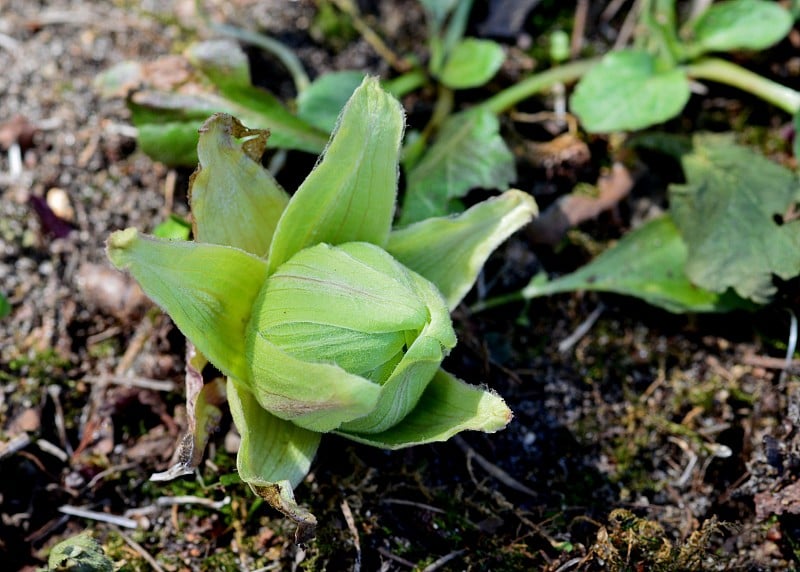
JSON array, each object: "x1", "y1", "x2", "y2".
[
  {"x1": 439, "y1": 38, "x2": 505, "y2": 89},
  {"x1": 684, "y1": 0, "x2": 792, "y2": 54},
  {"x1": 570, "y1": 50, "x2": 691, "y2": 133}
]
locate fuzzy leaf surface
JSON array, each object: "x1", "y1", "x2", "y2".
[
  {"x1": 389, "y1": 189, "x2": 537, "y2": 309},
  {"x1": 107, "y1": 229, "x2": 268, "y2": 380},
  {"x1": 570, "y1": 50, "x2": 690, "y2": 133},
  {"x1": 669, "y1": 134, "x2": 800, "y2": 303},
  {"x1": 190, "y1": 114, "x2": 289, "y2": 257},
  {"x1": 439, "y1": 38, "x2": 505, "y2": 89},
  {"x1": 337, "y1": 268, "x2": 456, "y2": 434},
  {"x1": 399, "y1": 108, "x2": 515, "y2": 225},
  {"x1": 268, "y1": 77, "x2": 405, "y2": 272},
  {"x1": 228, "y1": 379, "x2": 321, "y2": 490},
  {"x1": 337, "y1": 369, "x2": 512, "y2": 449}
]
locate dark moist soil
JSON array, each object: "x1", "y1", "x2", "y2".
[{"x1": 2, "y1": 1, "x2": 799, "y2": 571}]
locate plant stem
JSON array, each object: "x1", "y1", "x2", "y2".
[
  {"x1": 383, "y1": 69, "x2": 428, "y2": 98},
  {"x1": 212, "y1": 24, "x2": 311, "y2": 93},
  {"x1": 481, "y1": 58, "x2": 600, "y2": 115},
  {"x1": 470, "y1": 291, "x2": 524, "y2": 313},
  {"x1": 194, "y1": 0, "x2": 310, "y2": 93},
  {"x1": 685, "y1": 57, "x2": 800, "y2": 114}
]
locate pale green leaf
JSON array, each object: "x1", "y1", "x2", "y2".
[
  {"x1": 519, "y1": 215, "x2": 737, "y2": 313},
  {"x1": 190, "y1": 114, "x2": 289, "y2": 257},
  {"x1": 106, "y1": 229, "x2": 268, "y2": 379},
  {"x1": 670, "y1": 134, "x2": 800, "y2": 303},
  {"x1": 228, "y1": 379, "x2": 321, "y2": 489},
  {"x1": 570, "y1": 50, "x2": 691, "y2": 133},
  {"x1": 439, "y1": 38, "x2": 505, "y2": 89},
  {"x1": 229, "y1": 381, "x2": 319, "y2": 544},
  {"x1": 399, "y1": 108, "x2": 515, "y2": 225},
  {"x1": 268, "y1": 77, "x2": 405, "y2": 272},
  {"x1": 296, "y1": 71, "x2": 366, "y2": 132},
  {"x1": 337, "y1": 369, "x2": 512, "y2": 450},
  {"x1": 683, "y1": 0, "x2": 792, "y2": 54},
  {"x1": 245, "y1": 331, "x2": 382, "y2": 432},
  {"x1": 389, "y1": 189, "x2": 537, "y2": 310},
  {"x1": 339, "y1": 270, "x2": 456, "y2": 434},
  {"x1": 254, "y1": 243, "x2": 432, "y2": 382}
]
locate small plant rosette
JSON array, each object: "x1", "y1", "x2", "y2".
[{"x1": 107, "y1": 77, "x2": 537, "y2": 541}]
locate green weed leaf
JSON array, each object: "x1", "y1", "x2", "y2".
[
  {"x1": 521, "y1": 215, "x2": 736, "y2": 313},
  {"x1": 570, "y1": 50, "x2": 691, "y2": 133},
  {"x1": 268, "y1": 76, "x2": 405, "y2": 272},
  {"x1": 125, "y1": 42, "x2": 328, "y2": 165},
  {"x1": 683, "y1": 0, "x2": 792, "y2": 54},
  {"x1": 670, "y1": 134, "x2": 800, "y2": 303},
  {"x1": 389, "y1": 190, "x2": 537, "y2": 309},
  {"x1": 47, "y1": 531, "x2": 113, "y2": 572},
  {"x1": 337, "y1": 369, "x2": 512, "y2": 449},
  {"x1": 296, "y1": 71, "x2": 366, "y2": 132},
  {"x1": 153, "y1": 214, "x2": 191, "y2": 240},
  {"x1": 399, "y1": 108, "x2": 515, "y2": 225},
  {"x1": 439, "y1": 38, "x2": 505, "y2": 89}
]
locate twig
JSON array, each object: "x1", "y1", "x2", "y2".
[
  {"x1": 454, "y1": 436, "x2": 537, "y2": 497},
  {"x1": 741, "y1": 354, "x2": 800, "y2": 371},
  {"x1": 114, "y1": 317, "x2": 154, "y2": 375},
  {"x1": 780, "y1": 310, "x2": 798, "y2": 387},
  {"x1": 0, "y1": 434, "x2": 31, "y2": 461},
  {"x1": 377, "y1": 547, "x2": 415, "y2": 568},
  {"x1": 558, "y1": 303, "x2": 605, "y2": 353},
  {"x1": 330, "y1": 0, "x2": 411, "y2": 72},
  {"x1": 571, "y1": 0, "x2": 589, "y2": 58},
  {"x1": 156, "y1": 495, "x2": 231, "y2": 510},
  {"x1": 83, "y1": 374, "x2": 176, "y2": 392},
  {"x1": 47, "y1": 385, "x2": 73, "y2": 456},
  {"x1": 85, "y1": 462, "x2": 139, "y2": 490},
  {"x1": 421, "y1": 549, "x2": 466, "y2": 572},
  {"x1": 554, "y1": 557, "x2": 585, "y2": 572},
  {"x1": 341, "y1": 499, "x2": 361, "y2": 572},
  {"x1": 58, "y1": 505, "x2": 139, "y2": 529},
  {"x1": 381, "y1": 498, "x2": 446, "y2": 514},
  {"x1": 117, "y1": 529, "x2": 167, "y2": 572},
  {"x1": 35, "y1": 438, "x2": 69, "y2": 462},
  {"x1": 614, "y1": 0, "x2": 640, "y2": 49}
]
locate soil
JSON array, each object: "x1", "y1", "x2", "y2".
[{"x1": 1, "y1": 1, "x2": 799, "y2": 571}]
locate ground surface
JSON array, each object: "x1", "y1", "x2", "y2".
[{"x1": 2, "y1": 1, "x2": 800, "y2": 571}]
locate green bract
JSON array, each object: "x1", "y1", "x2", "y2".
[{"x1": 107, "y1": 77, "x2": 537, "y2": 541}]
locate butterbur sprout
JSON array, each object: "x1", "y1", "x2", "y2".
[{"x1": 107, "y1": 77, "x2": 537, "y2": 541}]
